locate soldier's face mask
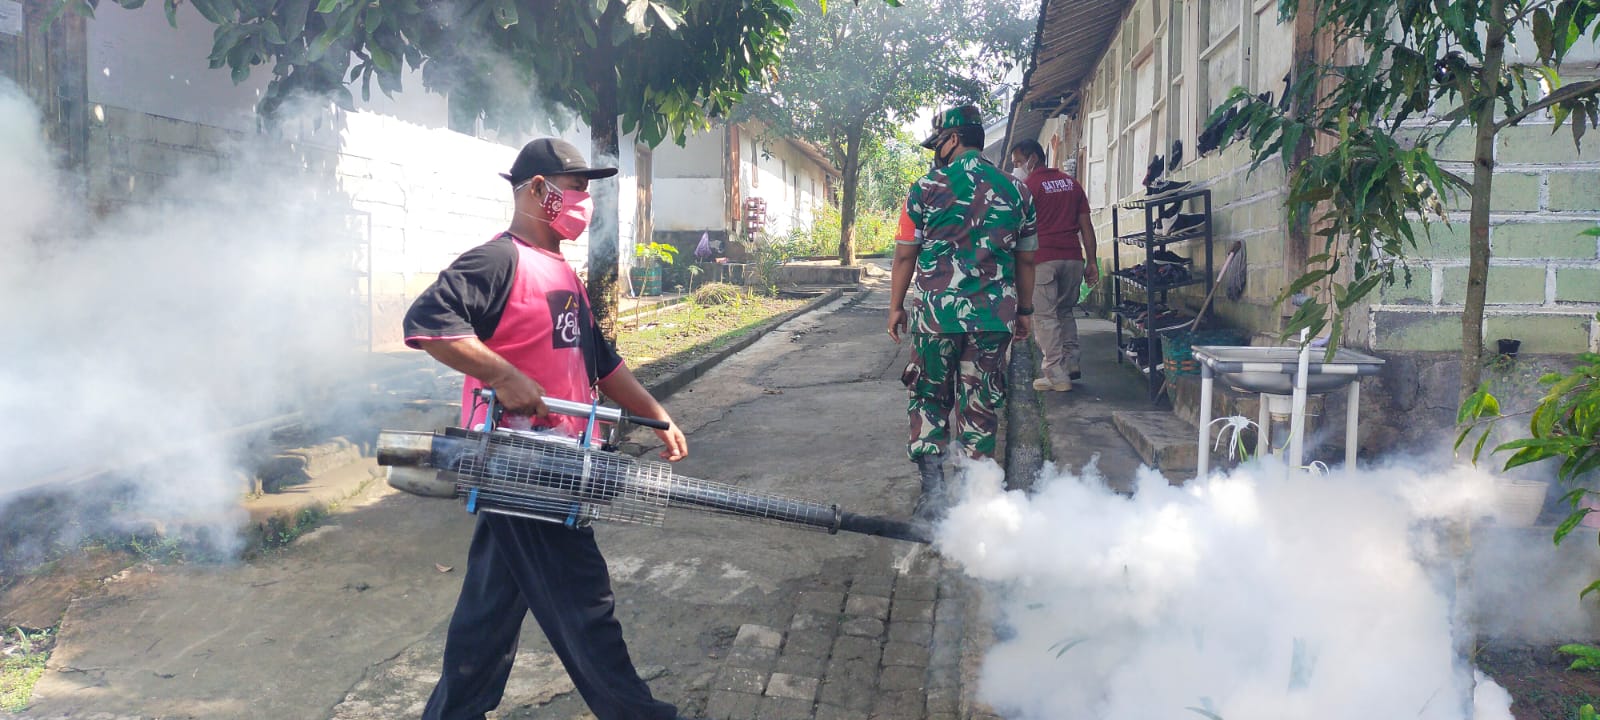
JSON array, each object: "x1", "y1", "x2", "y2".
[{"x1": 934, "y1": 132, "x2": 957, "y2": 168}]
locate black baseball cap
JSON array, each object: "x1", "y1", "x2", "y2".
[{"x1": 500, "y1": 137, "x2": 619, "y2": 186}]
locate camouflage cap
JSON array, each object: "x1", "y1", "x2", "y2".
[{"x1": 920, "y1": 104, "x2": 983, "y2": 149}]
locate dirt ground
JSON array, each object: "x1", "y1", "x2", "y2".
[{"x1": 1479, "y1": 642, "x2": 1600, "y2": 719}]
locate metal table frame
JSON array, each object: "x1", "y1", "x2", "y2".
[{"x1": 1192, "y1": 345, "x2": 1385, "y2": 479}]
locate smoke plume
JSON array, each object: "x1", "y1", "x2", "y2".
[
  {"x1": 934, "y1": 455, "x2": 1563, "y2": 720},
  {"x1": 0, "y1": 78, "x2": 363, "y2": 561}
]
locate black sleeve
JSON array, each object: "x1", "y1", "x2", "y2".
[
  {"x1": 402, "y1": 236, "x2": 518, "y2": 348},
  {"x1": 588, "y1": 314, "x2": 625, "y2": 380}
]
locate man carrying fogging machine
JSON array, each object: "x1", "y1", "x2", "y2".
[
  {"x1": 391, "y1": 137, "x2": 932, "y2": 720},
  {"x1": 400, "y1": 137, "x2": 689, "y2": 720}
]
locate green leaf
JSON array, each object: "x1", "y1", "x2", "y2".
[
  {"x1": 1047, "y1": 637, "x2": 1087, "y2": 658},
  {"x1": 369, "y1": 43, "x2": 397, "y2": 73},
  {"x1": 315, "y1": 0, "x2": 340, "y2": 13},
  {"x1": 281, "y1": 0, "x2": 311, "y2": 38},
  {"x1": 1472, "y1": 428, "x2": 1492, "y2": 464},
  {"x1": 163, "y1": 0, "x2": 178, "y2": 26},
  {"x1": 624, "y1": 0, "x2": 650, "y2": 33},
  {"x1": 649, "y1": 1, "x2": 682, "y2": 31},
  {"x1": 1560, "y1": 643, "x2": 1600, "y2": 660},
  {"x1": 259, "y1": 19, "x2": 284, "y2": 44},
  {"x1": 190, "y1": 0, "x2": 228, "y2": 24},
  {"x1": 1534, "y1": 8, "x2": 1556, "y2": 60},
  {"x1": 307, "y1": 28, "x2": 339, "y2": 61},
  {"x1": 1583, "y1": 579, "x2": 1600, "y2": 600},
  {"x1": 1555, "y1": 509, "x2": 1593, "y2": 545}
]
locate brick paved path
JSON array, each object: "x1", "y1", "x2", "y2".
[{"x1": 701, "y1": 542, "x2": 1001, "y2": 720}]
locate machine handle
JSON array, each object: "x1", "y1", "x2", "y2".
[{"x1": 474, "y1": 389, "x2": 671, "y2": 430}]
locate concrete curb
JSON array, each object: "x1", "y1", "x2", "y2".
[
  {"x1": 641, "y1": 287, "x2": 851, "y2": 403},
  {"x1": 946, "y1": 337, "x2": 1054, "y2": 719},
  {"x1": 1002, "y1": 341, "x2": 1051, "y2": 493}
]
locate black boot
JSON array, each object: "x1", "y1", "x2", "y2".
[{"x1": 912, "y1": 453, "x2": 947, "y2": 524}]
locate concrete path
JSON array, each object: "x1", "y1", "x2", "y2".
[
  {"x1": 1027, "y1": 317, "x2": 1158, "y2": 493},
  {"x1": 19, "y1": 279, "x2": 979, "y2": 720}
]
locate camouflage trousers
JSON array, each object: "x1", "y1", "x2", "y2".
[{"x1": 902, "y1": 331, "x2": 1013, "y2": 460}]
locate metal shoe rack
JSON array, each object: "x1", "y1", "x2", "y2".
[{"x1": 1110, "y1": 187, "x2": 1214, "y2": 402}]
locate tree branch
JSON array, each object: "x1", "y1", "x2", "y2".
[{"x1": 1496, "y1": 78, "x2": 1600, "y2": 130}]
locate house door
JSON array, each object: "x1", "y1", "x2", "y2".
[
  {"x1": 0, "y1": 0, "x2": 87, "y2": 176},
  {"x1": 635, "y1": 144, "x2": 653, "y2": 251}
]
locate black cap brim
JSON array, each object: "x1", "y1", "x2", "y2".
[
  {"x1": 920, "y1": 131, "x2": 941, "y2": 150},
  {"x1": 501, "y1": 167, "x2": 619, "y2": 184}
]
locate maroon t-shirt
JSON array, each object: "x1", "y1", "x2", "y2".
[{"x1": 1023, "y1": 168, "x2": 1089, "y2": 262}]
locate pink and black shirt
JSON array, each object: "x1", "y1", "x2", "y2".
[{"x1": 403, "y1": 233, "x2": 623, "y2": 436}]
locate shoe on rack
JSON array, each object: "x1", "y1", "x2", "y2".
[
  {"x1": 1152, "y1": 264, "x2": 1191, "y2": 286},
  {"x1": 1142, "y1": 155, "x2": 1165, "y2": 188},
  {"x1": 1150, "y1": 249, "x2": 1189, "y2": 265},
  {"x1": 1162, "y1": 212, "x2": 1206, "y2": 236},
  {"x1": 1176, "y1": 214, "x2": 1207, "y2": 235},
  {"x1": 1146, "y1": 179, "x2": 1192, "y2": 197}
]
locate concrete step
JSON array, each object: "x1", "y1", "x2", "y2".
[
  {"x1": 774, "y1": 264, "x2": 865, "y2": 285},
  {"x1": 1111, "y1": 410, "x2": 1199, "y2": 478},
  {"x1": 258, "y1": 437, "x2": 364, "y2": 493}
]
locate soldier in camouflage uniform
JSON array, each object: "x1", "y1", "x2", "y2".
[{"x1": 887, "y1": 105, "x2": 1038, "y2": 523}]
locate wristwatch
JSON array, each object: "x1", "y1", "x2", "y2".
[{"x1": 1017, "y1": 306, "x2": 1034, "y2": 316}]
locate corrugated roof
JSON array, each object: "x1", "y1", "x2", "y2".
[{"x1": 1002, "y1": 0, "x2": 1130, "y2": 163}]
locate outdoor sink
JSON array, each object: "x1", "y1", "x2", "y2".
[
  {"x1": 1191, "y1": 344, "x2": 1388, "y2": 478},
  {"x1": 1218, "y1": 371, "x2": 1352, "y2": 395},
  {"x1": 1192, "y1": 345, "x2": 1387, "y2": 396}
]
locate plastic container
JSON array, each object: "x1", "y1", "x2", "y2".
[{"x1": 1494, "y1": 478, "x2": 1550, "y2": 527}]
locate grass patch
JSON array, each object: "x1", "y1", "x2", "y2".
[
  {"x1": 1, "y1": 626, "x2": 54, "y2": 712},
  {"x1": 252, "y1": 505, "x2": 331, "y2": 554},
  {"x1": 616, "y1": 291, "x2": 809, "y2": 382}
]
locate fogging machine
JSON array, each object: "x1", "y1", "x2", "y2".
[{"x1": 377, "y1": 390, "x2": 930, "y2": 544}]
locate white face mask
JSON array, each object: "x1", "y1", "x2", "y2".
[{"x1": 1011, "y1": 166, "x2": 1029, "y2": 181}]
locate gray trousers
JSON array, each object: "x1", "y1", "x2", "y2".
[{"x1": 1031, "y1": 259, "x2": 1084, "y2": 383}]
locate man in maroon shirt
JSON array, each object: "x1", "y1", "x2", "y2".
[{"x1": 1010, "y1": 139, "x2": 1098, "y2": 392}]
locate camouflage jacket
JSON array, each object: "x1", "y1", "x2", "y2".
[{"x1": 904, "y1": 150, "x2": 1039, "y2": 334}]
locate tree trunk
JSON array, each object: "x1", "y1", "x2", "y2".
[
  {"x1": 586, "y1": 11, "x2": 623, "y2": 341},
  {"x1": 1461, "y1": 0, "x2": 1507, "y2": 400},
  {"x1": 837, "y1": 131, "x2": 860, "y2": 266}
]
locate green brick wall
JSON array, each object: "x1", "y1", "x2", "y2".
[
  {"x1": 1440, "y1": 265, "x2": 1546, "y2": 304},
  {"x1": 1549, "y1": 172, "x2": 1600, "y2": 211},
  {"x1": 1499, "y1": 124, "x2": 1599, "y2": 164},
  {"x1": 1080, "y1": 120, "x2": 1598, "y2": 356},
  {"x1": 1370, "y1": 119, "x2": 1600, "y2": 355},
  {"x1": 1557, "y1": 267, "x2": 1600, "y2": 304},
  {"x1": 1494, "y1": 222, "x2": 1598, "y2": 259}
]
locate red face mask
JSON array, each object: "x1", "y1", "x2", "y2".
[{"x1": 541, "y1": 181, "x2": 593, "y2": 240}]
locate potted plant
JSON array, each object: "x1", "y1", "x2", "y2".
[{"x1": 630, "y1": 241, "x2": 678, "y2": 297}]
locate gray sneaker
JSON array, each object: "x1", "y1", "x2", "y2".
[{"x1": 1032, "y1": 377, "x2": 1071, "y2": 392}]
